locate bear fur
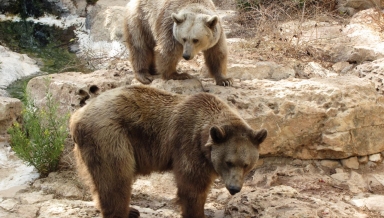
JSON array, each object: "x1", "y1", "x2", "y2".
[
  {"x1": 124, "y1": 0, "x2": 233, "y2": 86},
  {"x1": 69, "y1": 86, "x2": 267, "y2": 218}
]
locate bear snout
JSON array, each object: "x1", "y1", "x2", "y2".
[
  {"x1": 227, "y1": 185, "x2": 241, "y2": 195},
  {"x1": 182, "y1": 53, "x2": 191, "y2": 60}
]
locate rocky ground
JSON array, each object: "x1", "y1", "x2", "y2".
[
  {"x1": 1, "y1": 0, "x2": 384, "y2": 217},
  {"x1": 2, "y1": 140, "x2": 384, "y2": 217}
]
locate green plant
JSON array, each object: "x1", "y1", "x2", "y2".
[{"x1": 8, "y1": 81, "x2": 69, "y2": 177}]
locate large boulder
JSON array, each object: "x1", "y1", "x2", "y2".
[{"x1": 27, "y1": 70, "x2": 384, "y2": 160}]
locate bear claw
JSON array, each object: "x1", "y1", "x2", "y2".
[
  {"x1": 216, "y1": 77, "x2": 233, "y2": 87},
  {"x1": 135, "y1": 71, "x2": 153, "y2": 84},
  {"x1": 128, "y1": 207, "x2": 140, "y2": 218}
]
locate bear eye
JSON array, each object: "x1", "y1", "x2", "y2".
[
  {"x1": 182, "y1": 38, "x2": 187, "y2": 42},
  {"x1": 244, "y1": 164, "x2": 249, "y2": 169},
  {"x1": 192, "y1": 39, "x2": 199, "y2": 43},
  {"x1": 226, "y1": 161, "x2": 234, "y2": 168}
]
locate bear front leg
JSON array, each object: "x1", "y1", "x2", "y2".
[
  {"x1": 203, "y1": 36, "x2": 233, "y2": 86},
  {"x1": 155, "y1": 45, "x2": 193, "y2": 81},
  {"x1": 175, "y1": 173, "x2": 212, "y2": 218},
  {"x1": 177, "y1": 186, "x2": 209, "y2": 218},
  {"x1": 125, "y1": 23, "x2": 156, "y2": 84}
]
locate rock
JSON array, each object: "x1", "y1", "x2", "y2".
[
  {"x1": 331, "y1": 172, "x2": 350, "y2": 182},
  {"x1": 320, "y1": 160, "x2": 341, "y2": 169},
  {"x1": 348, "y1": 171, "x2": 366, "y2": 193},
  {"x1": 0, "y1": 45, "x2": 40, "y2": 89},
  {"x1": 87, "y1": 5, "x2": 126, "y2": 42},
  {"x1": 352, "y1": 58, "x2": 384, "y2": 95},
  {"x1": 17, "y1": 191, "x2": 54, "y2": 204},
  {"x1": 280, "y1": 9, "x2": 384, "y2": 64},
  {"x1": 341, "y1": 157, "x2": 359, "y2": 169},
  {"x1": 332, "y1": 62, "x2": 354, "y2": 74},
  {"x1": 226, "y1": 185, "x2": 365, "y2": 217},
  {"x1": 225, "y1": 61, "x2": 295, "y2": 80},
  {"x1": 296, "y1": 62, "x2": 338, "y2": 79},
  {"x1": 339, "y1": 0, "x2": 383, "y2": 12},
  {"x1": 358, "y1": 156, "x2": 369, "y2": 164},
  {"x1": 26, "y1": 70, "x2": 135, "y2": 115},
  {"x1": 351, "y1": 195, "x2": 384, "y2": 212},
  {"x1": 291, "y1": 159, "x2": 303, "y2": 166},
  {"x1": 38, "y1": 199, "x2": 99, "y2": 218},
  {"x1": 0, "y1": 198, "x2": 18, "y2": 211},
  {"x1": 369, "y1": 153, "x2": 382, "y2": 162},
  {"x1": 335, "y1": 168, "x2": 344, "y2": 174},
  {"x1": 27, "y1": 72, "x2": 384, "y2": 160},
  {"x1": 0, "y1": 97, "x2": 22, "y2": 137},
  {"x1": 32, "y1": 171, "x2": 86, "y2": 199}
]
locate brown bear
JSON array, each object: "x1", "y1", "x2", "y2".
[
  {"x1": 124, "y1": 0, "x2": 233, "y2": 86},
  {"x1": 69, "y1": 86, "x2": 267, "y2": 218}
]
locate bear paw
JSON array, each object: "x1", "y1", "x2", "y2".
[
  {"x1": 136, "y1": 70, "x2": 154, "y2": 84},
  {"x1": 128, "y1": 207, "x2": 140, "y2": 218},
  {"x1": 216, "y1": 77, "x2": 234, "y2": 86},
  {"x1": 166, "y1": 72, "x2": 194, "y2": 81}
]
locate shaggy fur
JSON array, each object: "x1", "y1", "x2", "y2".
[
  {"x1": 69, "y1": 86, "x2": 267, "y2": 218},
  {"x1": 124, "y1": 0, "x2": 233, "y2": 86}
]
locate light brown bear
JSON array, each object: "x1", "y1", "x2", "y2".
[
  {"x1": 124, "y1": 0, "x2": 233, "y2": 86},
  {"x1": 69, "y1": 86, "x2": 267, "y2": 218}
]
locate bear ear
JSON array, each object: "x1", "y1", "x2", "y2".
[
  {"x1": 250, "y1": 129, "x2": 268, "y2": 147},
  {"x1": 210, "y1": 125, "x2": 227, "y2": 143},
  {"x1": 172, "y1": 13, "x2": 185, "y2": 24},
  {"x1": 206, "y1": 15, "x2": 218, "y2": 29}
]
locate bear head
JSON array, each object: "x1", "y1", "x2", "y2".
[
  {"x1": 171, "y1": 12, "x2": 222, "y2": 60},
  {"x1": 207, "y1": 124, "x2": 267, "y2": 195}
]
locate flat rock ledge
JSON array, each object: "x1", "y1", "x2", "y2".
[{"x1": 26, "y1": 69, "x2": 384, "y2": 160}]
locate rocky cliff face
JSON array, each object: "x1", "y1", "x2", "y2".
[{"x1": 2, "y1": 1, "x2": 384, "y2": 217}]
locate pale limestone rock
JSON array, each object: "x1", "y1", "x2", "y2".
[
  {"x1": 372, "y1": 174, "x2": 384, "y2": 186},
  {"x1": 279, "y1": 9, "x2": 384, "y2": 64},
  {"x1": 26, "y1": 70, "x2": 135, "y2": 115},
  {"x1": 299, "y1": 62, "x2": 338, "y2": 78},
  {"x1": 341, "y1": 157, "x2": 359, "y2": 169},
  {"x1": 0, "y1": 198, "x2": 18, "y2": 211},
  {"x1": 331, "y1": 172, "x2": 350, "y2": 182},
  {"x1": 291, "y1": 159, "x2": 303, "y2": 166},
  {"x1": 223, "y1": 61, "x2": 295, "y2": 81},
  {"x1": 332, "y1": 62, "x2": 354, "y2": 74},
  {"x1": 335, "y1": 168, "x2": 344, "y2": 173},
  {"x1": 369, "y1": 153, "x2": 382, "y2": 162},
  {"x1": 348, "y1": 171, "x2": 366, "y2": 193},
  {"x1": 352, "y1": 58, "x2": 384, "y2": 95},
  {"x1": 352, "y1": 195, "x2": 384, "y2": 212},
  {"x1": 17, "y1": 191, "x2": 54, "y2": 205},
  {"x1": 227, "y1": 186, "x2": 365, "y2": 218},
  {"x1": 320, "y1": 160, "x2": 341, "y2": 169},
  {"x1": 88, "y1": 5, "x2": 126, "y2": 42},
  {"x1": 27, "y1": 71, "x2": 384, "y2": 160},
  {"x1": 32, "y1": 171, "x2": 86, "y2": 199}
]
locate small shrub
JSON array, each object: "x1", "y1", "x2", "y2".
[{"x1": 8, "y1": 81, "x2": 69, "y2": 177}]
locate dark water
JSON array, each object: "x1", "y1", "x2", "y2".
[{"x1": 0, "y1": 20, "x2": 87, "y2": 99}]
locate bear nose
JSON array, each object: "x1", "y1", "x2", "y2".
[
  {"x1": 227, "y1": 185, "x2": 241, "y2": 195},
  {"x1": 183, "y1": 54, "x2": 191, "y2": 60}
]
